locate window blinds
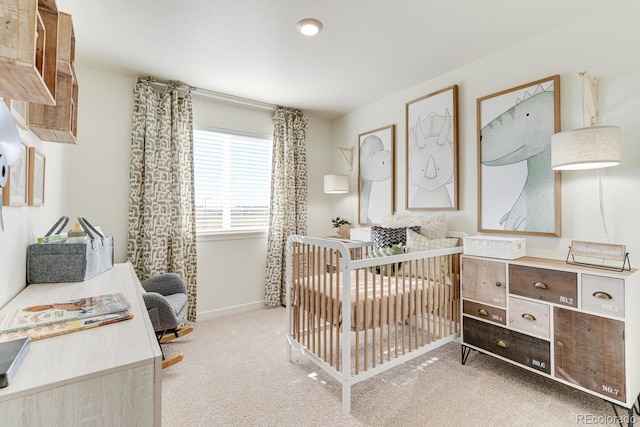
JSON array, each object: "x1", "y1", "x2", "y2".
[{"x1": 193, "y1": 129, "x2": 272, "y2": 233}]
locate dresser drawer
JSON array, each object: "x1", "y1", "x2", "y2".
[
  {"x1": 463, "y1": 317, "x2": 550, "y2": 374},
  {"x1": 463, "y1": 300, "x2": 506, "y2": 325},
  {"x1": 509, "y1": 265, "x2": 577, "y2": 307},
  {"x1": 461, "y1": 257, "x2": 506, "y2": 307},
  {"x1": 508, "y1": 297, "x2": 550, "y2": 338},
  {"x1": 581, "y1": 274, "x2": 625, "y2": 318},
  {"x1": 554, "y1": 307, "x2": 626, "y2": 402}
]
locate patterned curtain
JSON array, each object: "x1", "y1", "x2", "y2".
[
  {"x1": 127, "y1": 78, "x2": 198, "y2": 323},
  {"x1": 264, "y1": 107, "x2": 308, "y2": 307}
]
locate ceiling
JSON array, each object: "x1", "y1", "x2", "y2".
[{"x1": 56, "y1": 0, "x2": 610, "y2": 119}]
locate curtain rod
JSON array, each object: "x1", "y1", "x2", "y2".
[{"x1": 139, "y1": 76, "x2": 276, "y2": 111}]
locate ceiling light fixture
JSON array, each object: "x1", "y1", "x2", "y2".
[{"x1": 297, "y1": 18, "x2": 323, "y2": 36}]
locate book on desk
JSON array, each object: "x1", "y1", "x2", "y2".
[
  {"x1": 0, "y1": 292, "x2": 131, "y2": 334},
  {"x1": 0, "y1": 337, "x2": 30, "y2": 388},
  {"x1": 0, "y1": 311, "x2": 134, "y2": 343}
]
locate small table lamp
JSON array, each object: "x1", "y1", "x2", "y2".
[{"x1": 324, "y1": 174, "x2": 349, "y2": 194}]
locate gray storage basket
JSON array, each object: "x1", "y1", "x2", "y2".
[{"x1": 26, "y1": 216, "x2": 114, "y2": 284}]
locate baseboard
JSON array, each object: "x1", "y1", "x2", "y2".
[{"x1": 196, "y1": 301, "x2": 265, "y2": 321}]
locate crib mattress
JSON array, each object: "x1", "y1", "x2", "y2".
[{"x1": 292, "y1": 269, "x2": 451, "y2": 330}]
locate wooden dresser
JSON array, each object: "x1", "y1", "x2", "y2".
[
  {"x1": 461, "y1": 255, "x2": 640, "y2": 410},
  {"x1": 0, "y1": 263, "x2": 162, "y2": 426}
]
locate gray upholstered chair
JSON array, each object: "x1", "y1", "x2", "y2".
[{"x1": 141, "y1": 273, "x2": 193, "y2": 368}]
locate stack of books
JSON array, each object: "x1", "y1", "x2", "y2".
[{"x1": 0, "y1": 293, "x2": 133, "y2": 388}]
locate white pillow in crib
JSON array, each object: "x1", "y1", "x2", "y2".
[
  {"x1": 405, "y1": 229, "x2": 458, "y2": 252},
  {"x1": 403, "y1": 229, "x2": 458, "y2": 282},
  {"x1": 381, "y1": 213, "x2": 447, "y2": 240}
]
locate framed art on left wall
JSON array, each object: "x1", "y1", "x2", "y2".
[
  {"x1": 3, "y1": 98, "x2": 28, "y2": 130},
  {"x1": 28, "y1": 147, "x2": 46, "y2": 207},
  {"x1": 2, "y1": 140, "x2": 29, "y2": 206}
]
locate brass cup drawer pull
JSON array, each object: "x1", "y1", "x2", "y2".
[
  {"x1": 495, "y1": 340, "x2": 509, "y2": 348},
  {"x1": 478, "y1": 309, "x2": 489, "y2": 317},
  {"x1": 521, "y1": 313, "x2": 536, "y2": 321},
  {"x1": 593, "y1": 291, "x2": 612, "y2": 300},
  {"x1": 533, "y1": 281, "x2": 549, "y2": 289}
]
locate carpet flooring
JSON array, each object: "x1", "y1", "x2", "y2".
[{"x1": 160, "y1": 307, "x2": 625, "y2": 427}]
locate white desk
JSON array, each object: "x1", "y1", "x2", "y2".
[{"x1": 0, "y1": 263, "x2": 162, "y2": 426}]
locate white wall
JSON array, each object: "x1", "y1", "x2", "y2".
[
  {"x1": 0, "y1": 109, "x2": 71, "y2": 308},
  {"x1": 66, "y1": 66, "x2": 334, "y2": 319},
  {"x1": 330, "y1": 1, "x2": 640, "y2": 262},
  {"x1": 191, "y1": 97, "x2": 333, "y2": 319},
  {"x1": 68, "y1": 66, "x2": 134, "y2": 262}
]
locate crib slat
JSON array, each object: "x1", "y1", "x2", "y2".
[
  {"x1": 329, "y1": 249, "x2": 334, "y2": 367},
  {"x1": 336, "y1": 253, "x2": 340, "y2": 373},
  {"x1": 354, "y1": 267, "x2": 360, "y2": 375}
]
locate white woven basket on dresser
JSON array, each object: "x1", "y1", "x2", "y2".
[{"x1": 463, "y1": 235, "x2": 526, "y2": 260}]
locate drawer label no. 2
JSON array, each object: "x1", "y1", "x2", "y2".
[{"x1": 559, "y1": 296, "x2": 574, "y2": 304}]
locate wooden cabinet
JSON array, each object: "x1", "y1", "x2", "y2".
[
  {"x1": 461, "y1": 255, "x2": 640, "y2": 410},
  {"x1": 0, "y1": 263, "x2": 162, "y2": 426}
]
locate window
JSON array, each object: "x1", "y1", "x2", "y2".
[{"x1": 193, "y1": 128, "x2": 272, "y2": 234}]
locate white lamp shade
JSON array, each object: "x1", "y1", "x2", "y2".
[
  {"x1": 323, "y1": 174, "x2": 349, "y2": 194},
  {"x1": 551, "y1": 125, "x2": 621, "y2": 170}
]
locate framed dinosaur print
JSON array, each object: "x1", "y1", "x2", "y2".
[
  {"x1": 477, "y1": 75, "x2": 561, "y2": 237},
  {"x1": 405, "y1": 85, "x2": 459, "y2": 210},
  {"x1": 358, "y1": 124, "x2": 395, "y2": 225}
]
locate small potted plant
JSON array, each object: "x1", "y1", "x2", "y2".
[{"x1": 331, "y1": 217, "x2": 352, "y2": 239}]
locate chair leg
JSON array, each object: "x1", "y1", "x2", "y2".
[
  {"x1": 162, "y1": 354, "x2": 184, "y2": 369},
  {"x1": 154, "y1": 329, "x2": 184, "y2": 369},
  {"x1": 159, "y1": 325, "x2": 194, "y2": 344}
]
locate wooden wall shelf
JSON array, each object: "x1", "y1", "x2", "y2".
[
  {"x1": 0, "y1": 0, "x2": 58, "y2": 105},
  {"x1": 56, "y1": 11, "x2": 75, "y2": 75},
  {"x1": 29, "y1": 8, "x2": 78, "y2": 144},
  {"x1": 29, "y1": 68, "x2": 78, "y2": 144},
  {"x1": 2, "y1": 0, "x2": 79, "y2": 144}
]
